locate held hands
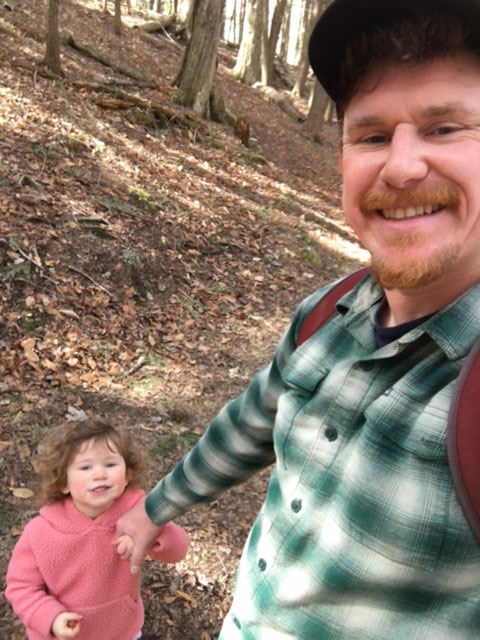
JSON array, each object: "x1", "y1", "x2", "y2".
[
  {"x1": 52, "y1": 612, "x2": 82, "y2": 639},
  {"x1": 115, "y1": 533, "x2": 135, "y2": 560},
  {"x1": 115, "y1": 497, "x2": 163, "y2": 574}
]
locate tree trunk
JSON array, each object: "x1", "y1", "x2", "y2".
[
  {"x1": 292, "y1": 0, "x2": 330, "y2": 97},
  {"x1": 265, "y1": 0, "x2": 287, "y2": 84},
  {"x1": 176, "y1": 0, "x2": 194, "y2": 40},
  {"x1": 238, "y1": 0, "x2": 246, "y2": 44},
  {"x1": 114, "y1": 0, "x2": 122, "y2": 34},
  {"x1": 44, "y1": 0, "x2": 62, "y2": 75},
  {"x1": 303, "y1": 79, "x2": 330, "y2": 141},
  {"x1": 278, "y1": 0, "x2": 291, "y2": 63},
  {"x1": 231, "y1": 0, "x2": 265, "y2": 85},
  {"x1": 291, "y1": 0, "x2": 314, "y2": 97},
  {"x1": 260, "y1": 0, "x2": 269, "y2": 85},
  {"x1": 174, "y1": 0, "x2": 225, "y2": 121}
]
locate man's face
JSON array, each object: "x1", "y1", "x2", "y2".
[{"x1": 340, "y1": 54, "x2": 480, "y2": 291}]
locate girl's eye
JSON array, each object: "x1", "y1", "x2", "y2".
[
  {"x1": 79, "y1": 465, "x2": 91, "y2": 471},
  {"x1": 106, "y1": 462, "x2": 117, "y2": 468}
]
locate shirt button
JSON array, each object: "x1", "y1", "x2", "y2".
[
  {"x1": 291, "y1": 499, "x2": 302, "y2": 513},
  {"x1": 359, "y1": 361, "x2": 375, "y2": 371},
  {"x1": 232, "y1": 615, "x2": 242, "y2": 629},
  {"x1": 258, "y1": 558, "x2": 267, "y2": 571},
  {"x1": 325, "y1": 427, "x2": 338, "y2": 441}
]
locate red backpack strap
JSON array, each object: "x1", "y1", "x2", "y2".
[
  {"x1": 296, "y1": 267, "x2": 370, "y2": 347},
  {"x1": 447, "y1": 336, "x2": 480, "y2": 543}
]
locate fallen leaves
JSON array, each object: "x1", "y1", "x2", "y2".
[
  {"x1": 10, "y1": 487, "x2": 34, "y2": 499},
  {"x1": 21, "y1": 337, "x2": 39, "y2": 364}
]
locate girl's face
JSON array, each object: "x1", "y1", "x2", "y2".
[{"x1": 63, "y1": 437, "x2": 128, "y2": 518}]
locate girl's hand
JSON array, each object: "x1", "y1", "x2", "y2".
[
  {"x1": 116, "y1": 498, "x2": 163, "y2": 574},
  {"x1": 51, "y1": 612, "x2": 82, "y2": 639},
  {"x1": 115, "y1": 533, "x2": 135, "y2": 560}
]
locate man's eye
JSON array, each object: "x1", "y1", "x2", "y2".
[
  {"x1": 429, "y1": 125, "x2": 460, "y2": 136},
  {"x1": 362, "y1": 134, "x2": 387, "y2": 144}
]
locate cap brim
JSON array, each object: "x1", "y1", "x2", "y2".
[{"x1": 308, "y1": 0, "x2": 480, "y2": 102}]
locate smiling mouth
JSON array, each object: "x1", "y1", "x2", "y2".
[
  {"x1": 91, "y1": 485, "x2": 111, "y2": 492},
  {"x1": 380, "y1": 203, "x2": 444, "y2": 219}
]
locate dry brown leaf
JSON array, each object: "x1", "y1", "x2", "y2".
[
  {"x1": 42, "y1": 358, "x2": 58, "y2": 371},
  {"x1": 175, "y1": 590, "x2": 194, "y2": 602},
  {"x1": 59, "y1": 309, "x2": 80, "y2": 319},
  {"x1": 12, "y1": 487, "x2": 34, "y2": 499},
  {"x1": 21, "y1": 338, "x2": 39, "y2": 363},
  {"x1": 163, "y1": 595, "x2": 177, "y2": 604},
  {"x1": 149, "y1": 581, "x2": 166, "y2": 589}
]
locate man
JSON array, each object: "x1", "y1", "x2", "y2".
[{"x1": 117, "y1": 0, "x2": 480, "y2": 637}]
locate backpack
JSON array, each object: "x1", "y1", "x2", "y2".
[{"x1": 296, "y1": 268, "x2": 480, "y2": 544}]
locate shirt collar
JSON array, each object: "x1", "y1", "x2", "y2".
[{"x1": 336, "y1": 275, "x2": 480, "y2": 361}]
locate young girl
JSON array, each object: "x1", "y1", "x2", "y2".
[{"x1": 5, "y1": 417, "x2": 189, "y2": 640}]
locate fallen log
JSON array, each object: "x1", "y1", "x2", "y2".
[{"x1": 63, "y1": 33, "x2": 156, "y2": 88}]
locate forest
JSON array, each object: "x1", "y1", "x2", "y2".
[{"x1": 0, "y1": 0, "x2": 366, "y2": 637}]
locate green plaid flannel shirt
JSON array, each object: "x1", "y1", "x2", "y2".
[{"x1": 146, "y1": 275, "x2": 480, "y2": 639}]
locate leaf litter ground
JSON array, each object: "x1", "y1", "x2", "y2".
[{"x1": 0, "y1": 1, "x2": 367, "y2": 637}]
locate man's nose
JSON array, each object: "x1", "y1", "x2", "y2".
[{"x1": 379, "y1": 125, "x2": 428, "y2": 189}]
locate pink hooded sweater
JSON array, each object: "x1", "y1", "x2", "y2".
[{"x1": 5, "y1": 487, "x2": 189, "y2": 640}]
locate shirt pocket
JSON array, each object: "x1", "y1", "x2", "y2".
[
  {"x1": 354, "y1": 385, "x2": 452, "y2": 564},
  {"x1": 274, "y1": 348, "x2": 330, "y2": 470},
  {"x1": 363, "y1": 384, "x2": 449, "y2": 461}
]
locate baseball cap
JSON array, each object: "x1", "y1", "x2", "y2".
[{"x1": 308, "y1": 0, "x2": 480, "y2": 103}]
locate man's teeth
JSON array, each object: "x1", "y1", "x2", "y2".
[{"x1": 382, "y1": 204, "x2": 442, "y2": 219}]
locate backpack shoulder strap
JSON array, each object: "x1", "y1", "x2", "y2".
[
  {"x1": 296, "y1": 267, "x2": 370, "y2": 346},
  {"x1": 447, "y1": 336, "x2": 480, "y2": 543}
]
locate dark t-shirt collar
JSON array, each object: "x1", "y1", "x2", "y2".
[{"x1": 374, "y1": 297, "x2": 436, "y2": 348}]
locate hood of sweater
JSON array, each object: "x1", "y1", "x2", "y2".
[{"x1": 39, "y1": 486, "x2": 143, "y2": 533}]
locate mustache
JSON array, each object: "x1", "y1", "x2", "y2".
[{"x1": 359, "y1": 185, "x2": 460, "y2": 211}]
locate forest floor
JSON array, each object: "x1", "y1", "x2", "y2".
[{"x1": 0, "y1": 1, "x2": 368, "y2": 638}]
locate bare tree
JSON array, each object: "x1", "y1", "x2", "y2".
[
  {"x1": 292, "y1": 0, "x2": 331, "y2": 97},
  {"x1": 114, "y1": 0, "x2": 122, "y2": 35},
  {"x1": 103, "y1": 0, "x2": 131, "y2": 15},
  {"x1": 176, "y1": 0, "x2": 194, "y2": 40},
  {"x1": 44, "y1": 0, "x2": 61, "y2": 75},
  {"x1": 278, "y1": 0, "x2": 291, "y2": 63},
  {"x1": 231, "y1": 0, "x2": 267, "y2": 85},
  {"x1": 302, "y1": 79, "x2": 331, "y2": 141},
  {"x1": 174, "y1": 0, "x2": 228, "y2": 122},
  {"x1": 264, "y1": 0, "x2": 288, "y2": 84}
]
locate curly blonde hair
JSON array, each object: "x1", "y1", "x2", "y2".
[{"x1": 35, "y1": 416, "x2": 150, "y2": 505}]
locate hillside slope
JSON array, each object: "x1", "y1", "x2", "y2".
[{"x1": 0, "y1": 1, "x2": 366, "y2": 637}]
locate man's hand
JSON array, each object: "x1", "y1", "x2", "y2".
[
  {"x1": 116, "y1": 497, "x2": 163, "y2": 574},
  {"x1": 52, "y1": 612, "x2": 82, "y2": 639}
]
